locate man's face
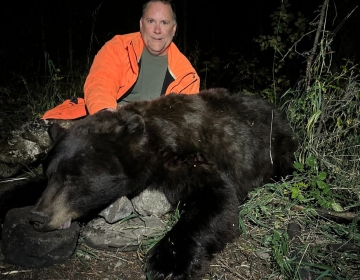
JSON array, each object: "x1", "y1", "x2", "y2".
[{"x1": 140, "y1": 2, "x2": 177, "y2": 56}]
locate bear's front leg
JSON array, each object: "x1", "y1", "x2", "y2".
[{"x1": 146, "y1": 178, "x2": 240, "y2": 280}]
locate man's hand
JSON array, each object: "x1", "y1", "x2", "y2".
[{"x1": 101, "y1": 108, "x2": 116, "y2": 112}]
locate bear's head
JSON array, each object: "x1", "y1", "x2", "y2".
[{"x1": 30, "y1": 110, "x2": 152, "y2": 231}]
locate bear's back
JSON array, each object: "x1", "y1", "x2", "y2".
[{"x1": 123, "y1": 90, "x2": 297, "y2": 199}]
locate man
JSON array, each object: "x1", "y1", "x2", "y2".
[{"x1": 42, "y1": 0, "x2": 200, "y2": 119}]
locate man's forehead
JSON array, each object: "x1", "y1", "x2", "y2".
[{"x1": 143, "y1": 2, "x2": 174, "y2": 20}]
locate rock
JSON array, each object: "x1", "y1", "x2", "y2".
[
  {"x1": 0, "y1": 120, "x2": 50, "y2": 178},
  {"x1": 98, "y1": 189, "x2": 172, "y2": 224},
  {"x1": 99, "y1": 196, "x2": 135, "y2": 223},
  {"x1": 1, "y1": 206, "x2": 80, "y2": 268},
  {"x1": 82, "y1": 216, "x2": 166, "y2": 251},
  {"x1": 80, "y1": 190, "x2": 172, "y2": 252},
  {"x1": 0, "y1": 119, "x2": 76, "y2": 178},
  {"x1": 132, "y1": 189, "x2": 172, "y2": 217}
]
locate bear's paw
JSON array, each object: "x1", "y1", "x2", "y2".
[{"x1": 146, "y1": 233, "x2": 201, "y2": 280}]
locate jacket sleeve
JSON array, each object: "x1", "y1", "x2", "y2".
[{"x1": 84, "y1": 38, "x2": 124, "y2": 115}]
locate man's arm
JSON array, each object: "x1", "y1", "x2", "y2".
[{"x1": 84, "y1": 39, "x2": 124, "y2": 114}]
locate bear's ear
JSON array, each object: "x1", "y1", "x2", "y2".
[
  {"x1": 114, "y1": 114, "x2": 145, "y2": 137},
  {"x1": 124, "y1": 114, "x2": 145, "y2": 135},
  {"x1": 48, "y1": 123, "x2": 67, "y2": 142}
]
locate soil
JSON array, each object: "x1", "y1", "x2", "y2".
[{"x1": 0, "y1": 233, "x2": 273, "y2": 280}]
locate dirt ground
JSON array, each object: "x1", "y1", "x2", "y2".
[{"x1": 0, "y1": 230, "x2": 273, "y2": 280}]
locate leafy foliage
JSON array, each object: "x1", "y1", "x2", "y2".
[
  {"x1": 289, "y1": 156, "x2": 334, "y2": 209},
  {"x1": 283, "y1": 58, "x2": 360, "y2": 210},
  {"x1": 238, "y1": 1, "x2": 360, "y2": 279}
]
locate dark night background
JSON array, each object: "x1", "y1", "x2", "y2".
[{"x1": 0, "y1": 0, "x2": 359, "y2": 90}]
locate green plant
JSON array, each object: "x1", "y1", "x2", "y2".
[
  {"x1": 283, "y1": 59, "x2": 360, "y2": 207},
  {"x1": 276, "y1": 0, "x2": 360, "y2": 212},
  {"x1": 287, "y1": 155, "x2": 336, "y2": 210},
  {"x1": 238, "y1": 2, "x2": 360, "y2": 279}
]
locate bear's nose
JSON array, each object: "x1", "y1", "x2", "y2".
[{"x1": 29, "y1": 211, "x2": 49, "y2": 231}]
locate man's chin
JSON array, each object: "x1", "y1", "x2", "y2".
[{"x1": 146, "y1": 46, "x2": 167, "y2": 56}]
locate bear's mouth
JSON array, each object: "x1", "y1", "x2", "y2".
[
  {"x1": 59, "y1": 219, "x2": 72, "y2": 229},
  {"x1": 29, "y1": 211, "x2": 72, "y2": 231}
]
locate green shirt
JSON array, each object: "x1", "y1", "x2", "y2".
[{"x1": 120, "y1": 48, "x2": 168, "y2": 104}]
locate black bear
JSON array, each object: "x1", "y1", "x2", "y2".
[{"x1": 26, "y1": 89, "x2": 297, "y2": 279}]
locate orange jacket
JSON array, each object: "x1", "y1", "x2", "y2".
[
  {"x1": 42, "y1": 32, "x2": 200, "y2": 120},
  {"x1": 85, "y1": 32, "x2": 200, "y2": 114}
]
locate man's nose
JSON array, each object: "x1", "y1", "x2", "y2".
[{"x1": 154, "y1": 24, "x2": 161, "y2": 34}]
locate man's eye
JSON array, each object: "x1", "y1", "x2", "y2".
[{"x1": 148, "y1": 19, "x2": 154, "y2": 23}]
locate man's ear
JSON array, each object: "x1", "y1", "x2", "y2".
[
  {"x1": 48, "y1": 123, "x2": 66, "y2": 143},
  {"x1": 172, "y1": 22, "x2": 177, "y2": 37},
  {"x1": 139, "y1": 18, "x2": 143, "y2": 33}
]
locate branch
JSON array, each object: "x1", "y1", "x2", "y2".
[{"x1": 305, "y1": 0, "x2": 329, "y2": 91}]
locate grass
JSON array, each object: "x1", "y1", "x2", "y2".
[{"x1": 239, "y1": 181, "x2": 360, "y2": 279}]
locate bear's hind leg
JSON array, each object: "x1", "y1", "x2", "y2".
[{"x1": 146, "y1": 177, "x2": 240, "y2": 280}]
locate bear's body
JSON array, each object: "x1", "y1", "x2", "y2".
[{"x1": 29, "y1": 89, "x2": 298, "y2": 279}]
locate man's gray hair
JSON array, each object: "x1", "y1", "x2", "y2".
[{"x1": 142, "y1": 0, "x2": 177, "y2": 22}]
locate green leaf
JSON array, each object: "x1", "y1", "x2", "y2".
[
  {"x1": 331, "y1": 202, "x2": 344, "y2": 212},
  {"x1": 316, "y1": 180, "x2": 327, "y2": 189},
  {"x1": 318, "y1": 171, "x2": 327, "y2": 180},
  {"x1": 306, "y1": 110, "x2": 322, "y2": 132},
  {"x1": 293, "y1": 161, "x2": 304, "y2": 171},
  {"x1": 290, "y1": 187, "x2": 300, "y2": 198},
  {"x1": 305, "y1": 156, "x2": 315, "y2": 168}
]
